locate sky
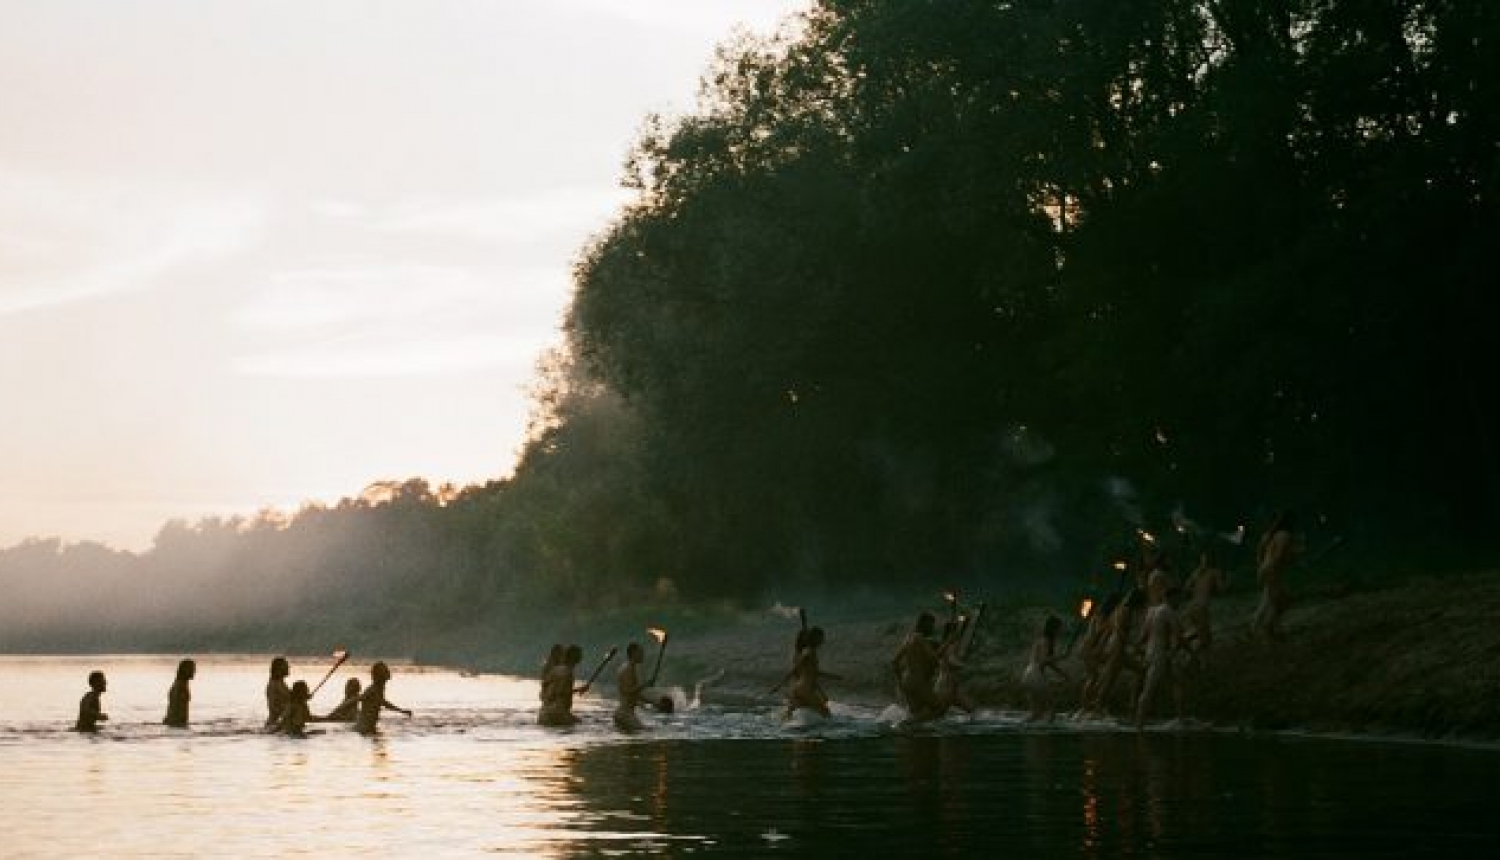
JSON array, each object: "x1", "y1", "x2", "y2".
[{"x1": 0, "y1": 0, "x2": 810, "y2": 551}]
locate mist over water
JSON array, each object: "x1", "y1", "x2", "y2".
[{"x1": 3, "y1": 655, "x2": 1497, "y2": 857}]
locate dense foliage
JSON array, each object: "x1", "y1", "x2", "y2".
[{"x1": 4, "y1": 0, "x2": 1495, "y2": 654}]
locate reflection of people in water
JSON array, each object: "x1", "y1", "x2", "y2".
[
  {"x1": 265, "y1": 656, "x2": 291, "y2": 729},
  {"x1": 163, "y1": 658, "x2": 196, "y2": 728},
  {"x1": 614, "y1": 642, "x2": 647, "y2": 731},
  {"x1": 316, "y1": 677, "x2": 362, "y2": 723},
  {"x1": 75, "y1": 670, "x2": 109, "y2": 733},
  {"x1": 275, "y1": 681, "x2": 313, "y2": 736},
  {"x1": 356, "y1": 661, "x2": 412, "y2": 735},
  {"x1": 538, "y1": 645, "x2": 582, "y2": 727},
  {"x1": 1022, "y1": 615, "x2": 1068, "y2": 723},
  {"x1": 892, "y1": 612, "x2": 941, "y2": 719},
  {"x1": 784, "y1": 626, "x2": 833, "y2": 719}
]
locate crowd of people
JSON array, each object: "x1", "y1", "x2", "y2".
[{"x1": 73, "y1": 512, "x2": 1302, "y2": 735}]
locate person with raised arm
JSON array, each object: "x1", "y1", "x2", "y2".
[{"x1": 356, "y1": 661, "x2": 412, "y2": 735}]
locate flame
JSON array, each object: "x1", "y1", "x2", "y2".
[
  {"x1": 1112, "y1": 560, "x2": 1128, "y2": 571},
  {"x1": 1079, "y1": 598, "x2": 1094, "y2": 619},
  {"x1": 332, "y1": 648, "x2": 348, "y2": 660},
  {"x1": 646, "y1": 626, "x2": 667, "y2": 643},
  {"x1": 1138, "y1": 529, "x2": 1157, "y2": 544},
  {"x1": 941, "y1": 590, "x2": 957, "y2": 603}
]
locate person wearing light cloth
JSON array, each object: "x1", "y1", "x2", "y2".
[{"x1": 1135, "y1": 577, "x2": 1184, "y2": 728}]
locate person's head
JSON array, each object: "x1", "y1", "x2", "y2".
[
  {"x1": 563, "y1": 645, "x2": 582, "y2": 667},
  {"x1": 655, "y1": 695, "x2": 675, "y2": 713},
  {"x1": 290, "y1": 680, "x2": 310, "y2": 702},
  {"x1": 1042, "y1": 615, "x2": 1062, "y2": 640},
  {"x1": 343, "y1": 677, "x2": 362, "y2": 698},
  {"x1": 794, "y1": 628, "x2": 811, "y2": 650},
  {"x1": 177, "y1": 659, "x2": 197, "y2": 681},
  {"x1": 915, "y1": 611, "x2": 936, "y2": 637},
  {"x1": 371, "y1": 661, "x2": 391, "y2": 684},
  {"x1": 807, "y1": 626, "x2": 825, "y2": 648},
  {"x1": 270, "y1": 657, "x2": 289, "y2": 680},
  {"x1": 626, "y1": 642, "x2": 644, "y2": 663},
  {"x1": 88, "y1": 670, "x2": 107, "y2": 692}
]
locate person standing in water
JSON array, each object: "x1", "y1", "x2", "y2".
[
  {"x1": 613, "y1": 642, "x2": 648, "y2": 731},
  {"x1": 891, "y1": 611, "x2": 941, "y2": 720},
  {"x1": 265, "y1": 657, "x2": 291, "y2": 729},
  {"x1": 163, "y1": 658, "x2": 196, "y2": 728},
  {"x1": 1182, "y1": 552, "x2": 1230, "y2": 650},
  {"x1": 784, "y1": 626, "x2": 833, "y2": 719},
  {"x1": 75, "y1": 670, "x2": 109, "y2": 733},
  {"x1": 315, "y1": 677, "x2": 363, "y2": 723},
  {"x1": 1135, "y1": 577, "x2": 1184, "y2": 729},
  {"x1": 932, "y1": 619, "x2": 976, "y2": 718},
  {"x1": 275, "y1": 681, "x2": 313, "y2": 736},
  {"x1": 538, "y1": 645, "x2": 583, "y2": 727},
  {"x1": 357, "y1": 661, "x2": 412, "y2": 735},
  {"x1": 1252, "y1": 510, "x2": 1298, "y2": 641}
]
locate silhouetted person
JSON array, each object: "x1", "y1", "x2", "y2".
[
  {"x1": 275, "y1": 680, "x2": 313, "y2": 736},
  {"x1": 538, "y1": 645, "x2": 582, "y2": 727},
  {"x1": 539, "y1": 643, "x2": 565, "y2": 702},
  {"x1": 266, "y1": 656, "x2": 291, "y2": 729},
  {"x1": 1252, "y1": 510, "x2": 1298, "y2": 641},
  {"x1": 892, "y1": 611, "x2": 941, "y2": 719},
  {"x1": 316, "y1": 677, "x2": 362, "y2": 723},
  {"x1": 75, "y1": 670, "x2": 108, "y2": 733},
  {"x1": 1182, "y1": 552, "x2": 1230, "y2": 649},
  {"x1": 614, "y1": 642, "x2": 647, "y2": 731},
  {"x1": 784, "y1": 626, "x2": 832, "y2": 719},
  {"x1": 164, "y1": 658, "x2": 196, "y2": 728},
  {"x1": 357, "y1": 661, "x2": 411, "y2": 735}
]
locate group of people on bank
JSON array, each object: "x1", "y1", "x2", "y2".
[{"x1": 74, "y1": 657, "x2": 410, "y2": 736}]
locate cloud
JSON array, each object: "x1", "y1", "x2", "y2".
[
  {"x1": 232, "y1": 263, "x2": 567, "y2": 378},
  {"x1": 0, "y1": 169, "x2": 264, "y2": 317}
]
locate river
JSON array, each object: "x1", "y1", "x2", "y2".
[{"x1": 0, "y1": 654, "x2": 1494, "y2": 857}]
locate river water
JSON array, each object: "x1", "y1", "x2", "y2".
[{"x1": 1, "y1": 654, "x2": 1494, "y2": 857}]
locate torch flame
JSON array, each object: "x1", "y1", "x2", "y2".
[
  {"x1": 1079, "y1": 598, "x2": 1094, "y2": 619},
  {"x1": 1138, "y1": 529, "x2": 1157, "y2": 544},
  {"x1": 1112, "y1": 560, "x2": 1128, "y2": 571},
  {"x1": 646, "y1": 626, "x2": 667, "y2": 643},
  {"x1": 942, "y1": 590, "x2": 957, "y2": 603},
  {"x1": 332, "y1": 648, "x2": 348, "y2": 660}
]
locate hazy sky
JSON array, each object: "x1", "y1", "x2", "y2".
[{"x1": 0, "y1": 0, "x2": 808, "y2": 551}]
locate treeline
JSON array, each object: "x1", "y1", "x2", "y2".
[{"x1": 4, "y1": 0, "x2": 1496, "y2": 654}]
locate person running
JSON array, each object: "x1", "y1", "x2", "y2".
[
  {"x1": 932, "y1": 619, "x2": 976, "y2": 717},
  {"x1": 163, "y1": 658, "x2": 196, "y2": 728},
  {"x1": 315, "y1": 677, "x2": 363, "y2": 723},
  {"x1": 274, "y1": 681, "x2": 313, "y2": 736},
  {"x1": 538, "y1": 645, "x2": 583, "y2": 727},
  {"x1": 1076, "y1": 593, "x2": 1121, "y2": 714},
  {"x1": 891, "y1": 611, "x2": 942, "y2": 720},
  {"x1": 75, "y1": 670, "x2": 109, "y2": 733},
  {"x1": 1088, "y1": 588, "x2": 1146, "y2": 717},
  {"x1": 1135, "y1": 579, "x2": 1185, "y2": 729},
  {"x1": 265, "y1": 656, "x2": 291, "y2": 729},
  {"x1": 356, "y1": 661, "x2": 412, "y2": 735},
  {"x1": 613, "y1": 642, "x2": 648, "y2": 731},
  {"x1": 1252, "y1": 510, "x2": 1298, "y2": 641},
  {"x1": 784, "y1": 626, "x2": 832, "y2": 719},
  {"x1": 1022, "y1": 616, "x2": 1069, "y2": 722},
  {"x1": 1182, "y1": 552, "x2": 1230, "y2": 650}
]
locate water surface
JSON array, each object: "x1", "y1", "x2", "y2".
[{"x1": 1, "y1": 655, "x2": 1494, "y2": 857}]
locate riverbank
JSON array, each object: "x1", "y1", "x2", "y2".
[{"x1": 643, "y1": 570, "x2": 1500, "y2": 742}]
